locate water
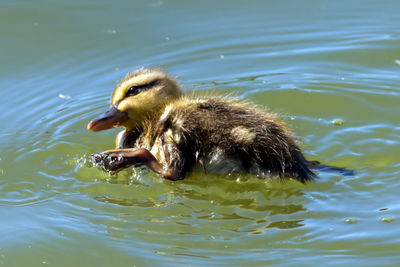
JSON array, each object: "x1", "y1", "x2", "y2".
[{"x1": 1, "y1": 0, "x2": 400, "y2": 265}]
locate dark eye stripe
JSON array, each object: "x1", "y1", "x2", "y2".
[{"x1": 125, "y1": 80, "x2": 160, "y2": 97}]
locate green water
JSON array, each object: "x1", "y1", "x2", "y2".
[{"x1": 1, "y1": 0, "x2": 400, "y2": 266}]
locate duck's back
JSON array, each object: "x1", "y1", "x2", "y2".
[{"x1": 148, "y1": 98, "x2": 315, "y2": 182}]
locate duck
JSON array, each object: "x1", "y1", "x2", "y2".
[{"x1": 87, "y1": 68, "x2": 347, "y2": 183}]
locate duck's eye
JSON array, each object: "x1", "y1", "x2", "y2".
[
  {"x1": 127, "y1": 85, "x2": 141, "y2": 96},
  {"x1": 125, "y1": 80, "x2": 161, "y2": 97}
]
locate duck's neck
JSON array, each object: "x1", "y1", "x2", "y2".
[{"x1": 126, "y1": 98, "x2": 178, "y2": 134}]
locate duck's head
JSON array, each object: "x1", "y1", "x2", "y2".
[{"x1": 87, "y1": 68, "x2": 182, "y2": 132}]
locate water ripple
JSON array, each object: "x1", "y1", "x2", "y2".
[{"x1": 1, "y1": 1, "x2": 400, "y2": 265}]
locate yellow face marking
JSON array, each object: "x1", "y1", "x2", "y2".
[
  {"x1": 105, "y1": 68, "x2": 182, "y2": 131},
  {"x1": 111, "y1": 71, "x2": 166, "y2": 106}
]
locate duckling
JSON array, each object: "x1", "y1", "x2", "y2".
[{"x1": 87, "y1": 68, "x2": 338, "y2": 183}]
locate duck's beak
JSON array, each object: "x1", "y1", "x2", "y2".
[{"x1": 87, "y1": 105, "x2": 129, "y2": 132}]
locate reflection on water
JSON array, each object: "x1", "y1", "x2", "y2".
[
  {"x1": 94, "y1": 195, "x2": 171, "y2": 208},
  {"x1": 1, "y1": 0, "x2": 400, "y2": 265}
]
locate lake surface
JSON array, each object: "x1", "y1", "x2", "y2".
[{"x1": 1, "y1": 0, "x2": 400, "y2": 266}]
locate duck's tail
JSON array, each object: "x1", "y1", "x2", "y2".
[{"x1": 306, "y1": 160, "x2": 355, "y2": 176}]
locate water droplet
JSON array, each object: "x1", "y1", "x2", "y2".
[
  {"x1": 381, "y1": 216, "x2": 393, "y2": 223},
  {"x1": 345, "y1": 218, "x2": 358, "y2": 224},
  {"x1": 219, "y1": 55, "x2": 225, "y2": 59},
  {"x1": 58, "y1": 93, "x2": 71, "y2": 99},
  {"x1": 331, "y1": 119, "x2": 344, "y2": 126},
  {"x1": 107, "y1": 29, "x2": 117, "y2": 34},
  {"x1": 165, "y1": 36, "x2": 170, "y2": 41},
  {"x1": 395, "y1": 60, "x2": 400, "y2": 65}
]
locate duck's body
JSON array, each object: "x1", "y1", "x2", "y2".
[
  {"x1": 115, "y1": 97, "x2": 314, "y2": 182},
  {"x1": 88, "y1": 68, "x2": 318, "y2": 183}
]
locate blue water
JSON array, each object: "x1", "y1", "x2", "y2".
[{"x1": 1, "y1": 0, "x2": 400, "y2": 266}]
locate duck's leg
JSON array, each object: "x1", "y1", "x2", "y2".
[{"x1": 92, "y1": 148, "x2": 182, "y2": 181}]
